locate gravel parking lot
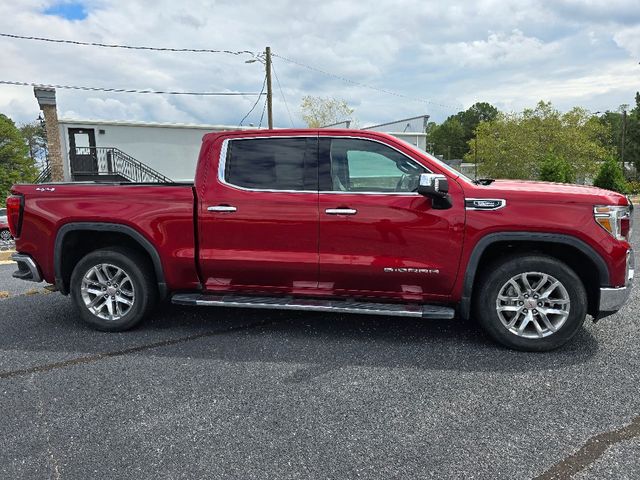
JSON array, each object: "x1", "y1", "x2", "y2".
[{"x1": 1, "y1": 219, "x2": 638, "y2": 479}]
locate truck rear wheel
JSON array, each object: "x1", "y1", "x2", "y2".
[
  {"x1": 70, "y1": 247, "x2": 157, "y2": 331},
  {"x1": 473, "y1": 255, "x2": 587, "y2": 351}
]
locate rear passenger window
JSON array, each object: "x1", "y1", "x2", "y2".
[{"x1": 225, "y1": 137, "x2": 317, "y2": 191}]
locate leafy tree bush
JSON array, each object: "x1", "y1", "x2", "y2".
[
  {"x1": 593, "y1": 158, "x2": 627, "y2": 193},
  {"x1": 1, "y1": 113, "x2": 38, "y2": 204},
  {"x1": 625, "y1": 180, "x2": 640, "y2": 194},
  {"x1": 467, "y1": 101, "x2": 609, "y2": 181},
  {"x1": 538, "y1": 152, "x2": 574, "y2": 183},
  {"x1": 300, "y1": 96, "x2": 354, "y2": 128},
  {"x1": 20, "y1": 121, "x2": 48, "y2": 166},
  {"x1": 428, "y1": 102, "x2": 498, "y2": 160}
]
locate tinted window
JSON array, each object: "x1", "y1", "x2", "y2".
[
  {"x1": 329, "y1": 138, "x2": 425, "y2": 192},
  {"x1": 225, "y1": 137, "x2": 317, "y2": 191}
]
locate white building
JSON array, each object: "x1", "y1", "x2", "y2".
[
  {"x1": 323, "y1": 115, "x2": 429, "y2": 151},
  {"x1": 57, "y1": 119, "x2": 258, "y2": 182},
  {"x1": 362, "y1": 115, "x2": 429, "y2": 151}
]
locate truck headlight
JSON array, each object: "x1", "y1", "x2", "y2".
[{"x1": 594, "y1": 205, "x2": 632, "y2": 242}]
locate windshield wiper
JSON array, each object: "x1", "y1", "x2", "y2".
[{"x1": 473, "y1": 178, "x2": 495, "y2": 185}]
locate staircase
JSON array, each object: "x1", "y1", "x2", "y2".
[
  {"x1": 35, "y1": 166, "x2": 51, "y2": 184},
  {"x1": 68, "y1": 147, "x2": 172, "y2": 183}
]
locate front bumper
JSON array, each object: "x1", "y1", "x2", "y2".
[
  {"x1": 11, "y1": 253, "x2": 42, "y2": 283},
  {"x1": 597, "y1": 249, "x2": 634, "y2": 318}
]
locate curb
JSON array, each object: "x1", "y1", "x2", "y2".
[{"x1": 0, "y1": 250, "x2": 16, "y2": 262}]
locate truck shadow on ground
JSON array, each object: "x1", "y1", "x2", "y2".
[{"x1": 0, "y1": 293, "x2": 600, "y2": 378}]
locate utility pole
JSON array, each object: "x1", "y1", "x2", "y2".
[
  {"x1": 265, "y1": 46, "x2": 273, "y2": 129},
  {"x1": 621, "y1": 109, "x2": 627, "y2": 177},
  {"x1": 474, "y1": 136, "x2": 478, "y2": 180}
]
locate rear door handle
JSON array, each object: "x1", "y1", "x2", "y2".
[
  {"x1": 208, "y1": 205, "x2": 237, "y2": 213},
  {"x1": 325, "y1": 208, "x2": 357, "y2": 215}
]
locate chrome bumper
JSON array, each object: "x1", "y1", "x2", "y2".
[
  {"x1": 598, "y1": 249, "x2": 634, "y2": 317},
  {"x1": 11, "y1": 253, "x2": 42, "y2": 283}
]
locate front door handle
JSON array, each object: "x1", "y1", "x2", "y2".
[
  {"x1": 325, "y1": 208, "x2": 357, "y2": 215},
  {"x1": 208, "y1": 205, "x2": 237, "y2": 213}
]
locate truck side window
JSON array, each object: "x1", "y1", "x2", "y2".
[
  {"x1": 225, "y1": 137, "x2": 317, "y2": 191},
  {"x1": 329, "y1": 138, "x2": 425, "y2": 193}
]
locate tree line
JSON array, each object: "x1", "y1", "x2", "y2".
[
  {"x1": 427, "y1": 96, "x2": 640, "y2": 193},
  {"x1": 0, "y1": 114, "x2": 44, "y2": 204}
]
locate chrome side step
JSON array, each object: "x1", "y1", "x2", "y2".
[{"x1": 171, "y1": 293, "x2": 455, "y2": 319}]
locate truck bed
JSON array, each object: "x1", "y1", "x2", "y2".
[{"x1": 10, "y1": 183, "x2": 200, "y2": 291}]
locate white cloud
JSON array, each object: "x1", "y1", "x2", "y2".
[
  {"x1": 0, "y1": 0, "x2": 638, "y2": 127},
  {"x1": 614, "y1": 25, "x2": 640, "y2": 57},
  {"x1": 421, "y1": 30, "x2": 558, "y2": 68},
  {"x1": 457, "y1": 62, "x2": 639, "y2": 112}
]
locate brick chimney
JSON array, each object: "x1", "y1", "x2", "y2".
[{"x1": 34, "y1": 87, "x2": 64, "y2": 182}]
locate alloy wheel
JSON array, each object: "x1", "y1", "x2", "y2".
[
  {"x1": 495, "y1": 271, "x2": 570, "y2": 339},
  {"x1": 80, "y1": 263, "x2": 135, "y2": 321}
]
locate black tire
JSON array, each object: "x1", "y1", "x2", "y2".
[
  {"x1": 70, "y1": 247, "x2": 157, "y2": 331},
  {"x1": 473, "y1": 255, "x2": 587, "y2": 351},
  {"x1": 0, "y1": 229, "x2": 12, "y2": 241}
]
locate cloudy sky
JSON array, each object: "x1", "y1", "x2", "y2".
[{"x1": 0, "y1": 0, "x2": 638, "y2": 128}]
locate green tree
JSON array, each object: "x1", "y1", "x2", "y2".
[
  {"x1": 456, "y1": 102, "x2": 499, "y2": 140},
  {"x1": 0, "y1": 113, "x2": 38, "y2": 204},
  {"x1": 597, "y1": 109, "x2": 624, "y2": 160},
  {"x1": 539, "y1": 152, "x2": 574, "y2": 183},
  {"x1": 300, "y1": 96, "x2": 354, "y2": 128},
  {"x1": 20, "y1": 120, "x2": 47, "y2": 167},
  {"x1": 593, "y1": 157, "x2": 627, "y2": 193},
  {"x1": 626, "y1": 93, "x2": 640, "y2": 174},
  {"x1": 467, "y1": 101, "x2": 610, "y2": 181},
  {"x1": 428, "y1": 117, "x2": 466, "y2": 160},
  {"x1": 429, "y1": 102, "x2": 498, "y2": 160},
  {"x1": 597, "y1": 94, "x2": 640, "y2": 177}
]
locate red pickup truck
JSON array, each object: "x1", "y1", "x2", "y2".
[{"x1": 6, "y1": 129, "x2": 635, "y2": 351}]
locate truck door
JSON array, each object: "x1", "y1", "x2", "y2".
[
  {"x1": 198, "y1": 135, "x2": 319, "y2": 294},
  {"x1": 318, "y1": 136, "x2": 465, "y2": 301}
]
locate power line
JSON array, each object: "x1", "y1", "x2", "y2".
[
  {"x1": 0, "y1": 80, "x2": 264, "y2": 96},
  {"x1": 0, "y1": 32, "x2": 257, "y2": 56},
  {"x1": 271, "y1": 58, "x2": 295, "y2": 127},
  {"x1": 239, "y1": 75, "x2": 268, "y2": 126},
  {"x1": 272, "y1": 52, "x2": 458, "y2": 110}
]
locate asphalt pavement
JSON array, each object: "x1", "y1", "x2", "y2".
[{"x1": 0, "y1": 220, "x2": 638, "y2": 479}]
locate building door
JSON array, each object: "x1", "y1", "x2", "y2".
[{"x1": 69, "y1": 128, "x2": 97, "y2": 175}]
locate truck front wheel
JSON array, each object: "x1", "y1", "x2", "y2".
[
  {"x1": 474, "y1": 255, "x2": 587, "y2": 351},
  {"x1": 70, "y1": 247, "x2": 157, "y2": 331}
]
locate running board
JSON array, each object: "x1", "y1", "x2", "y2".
[{"x1": 171, "y1": 293, "x2": 455, "y2": 319}]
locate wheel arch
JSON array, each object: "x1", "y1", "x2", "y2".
[
  {"x1": 459, "y1": 232, "x2": 609, "y2": 320},
  {"x1": 54, "y1": 222, "x2": 167, "y2": 298}
]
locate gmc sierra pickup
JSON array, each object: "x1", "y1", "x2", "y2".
[{"x1": 6, "y1": 129, "x2": 635, "y2": 351}]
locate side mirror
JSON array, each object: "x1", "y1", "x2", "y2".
[{"x1": 417, "y1": 173, "x2": 452, "y2": 209}]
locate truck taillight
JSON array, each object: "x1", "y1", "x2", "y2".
[
  {"x1": 594, "y1": 205, "x2": 632, "y2": 242},
  {"x1": 6, "y1": 195, "x2": 24, "y2": 238}
]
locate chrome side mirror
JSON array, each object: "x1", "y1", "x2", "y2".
[{"x1": 417, "y1": 173, "x2": 452, "y2": 209}]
